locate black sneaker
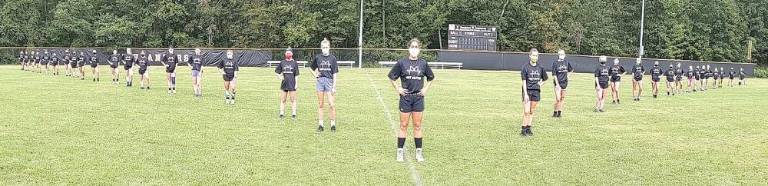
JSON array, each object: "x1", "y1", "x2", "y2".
[
  {"x1": 556, "y1": 111, "x2": 562, "y2": 118},
  {"x1": 526, "y1": 127, "x2": 533, "y2": 136},
  {"x1": 316, "y1": 125, "x2": 324, "y2": 132},
  {"x1": 552, "y1": 111, "x2": 558, "y2": 117},
  {"x1": 612, "y1": 100, "x2": 616, "y2": 104},
  {"x1": 291, "y1": 115, "x2": 297, "y2": 120},
  {"x1": 330, "y1": 125, "x2": 336, "y2": 132},
  {"x1": 279, "y1": 114, "x2": 285, "y2": 120},
  {"x1": 140, "y1": 87, "x2": 145, "y2": 89},
  {"x1": 520, "y1": 128, "x2": 527, "y2": 136},
  {"x1": 598, "y1": 109, "x2": 605, "y2": 112},
  {"x1": 616, "y1": 100, "x2": 620, "y2": 104},
  {"x1": 653, "y1": 95, "x2": 657, "y2": 98}
]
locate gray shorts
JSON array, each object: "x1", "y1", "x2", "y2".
[
  {"x1": 316, "y1": 77, "x2": 333, "y2": 92},
  {"x1": 191, "y1": 70, "x2": 201, "y2": 78}
]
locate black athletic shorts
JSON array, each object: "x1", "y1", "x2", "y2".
[
  {"x1": 223, "y1": 74, "x2": 235, "y2": 82},
  {"x1": 124, "y1": 65, "x2": 132, "y2": 70},
  {"x1": 676, "y1": 76, "x2": 682, "y2": 81},
  {"x1": 611, "y1": 76, "x2": 621, "y2": 83},
  {"x1": 110, "y1": 65, "x2": 118, "y2": 69},
  {"x1": 634, "y1": 76, "x2": 642, "y2": 81},
  {"x1": 522, "y1": 89, "x2": 541, "y2": 102},
  {"x1": 596, "y1": 82, "x2": 609, "y2": 89},
  {"x1": 71, "y1": 63, "x2": 77, "y2": 68},
  {"x1": 553, "y1": 80, "x2": 568, "y2": 89},
  {"x1": 652, "y1": 78, "x2": 660, "y2": 82},
  {"x1": 50, "y1": 62, "x2": 57, "y2": 66},
  {"x1": 399, "y1": 94, "x2": 425, "y2": 113},
  {"x1": 166, "y1": 67, "x2": 176, "y2": 73},
  {"x1": 90, "y1": 64, "x2": 98, "y2": 68},
  {"x1": 139, "y1": 68, "x2": 147, "y2": 75}
]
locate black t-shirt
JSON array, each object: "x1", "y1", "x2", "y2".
[
  {"x1": 551, "y1": 59, "x2": 573, "y2": 83},
  {"x1": 123, "y1": 54, "x2": 135, "y2": 67},
  {"x1": 137, "y1": 56, "x2": 149, "y2": 69},
  {"x1": 521, "y1": 63, "x2": 548, "y2": 90},
  {"x1": 78, "y1": 55, "x2": 86, "y2": 66},
  {"x1": 739, "y1": 71, "x2": 746, "y2": 79},
  {"x1": 729, "y1": 71, "x2": 735, "y2": 78},
  {"x1": 698, "y1": 69, "x2": 706, "y2": 79},
  {"x1": 650, "y1": 66, "x2": 663, "y2": 79},
  {"x1": 665, "y1": 68, "x2": 675, "y2": 81},
  {"x1": 632, "y1": 64, "x2": 645, "y2": 80},
  {"x1": 50, "y1": 55, "x2": 58, "y2": 64},
  {"x1": 610, "y1": 65, "x2": 625, "y2": 81},
  {"x1": 275, "y1": 59, "x2": 299, "y2": 89},
  {"x1": 675, "y1": 68, "x2": 684, "y2": 78},
  {"x1": 189, "y1": 54, "x2": 204, "y2": 71},
  {"x1": 43, "y1": 54, "x2": 50, "y2": 62},
  {"x1": 388, "y1": 58, "x2": 436, "y2": 94},
  {"x1": 311, "y1": 54, "x2": 339, "y2": 79},
  {"x1": 109, "y1": 54, "x2": 120, "y2": 66},
  {"x1": 595, "y1": 65, "x2": 611, "y2": 83},
  {"x1": 162, "y1": 53, "x2": 178, "y2": 70},
  {"x1": 686, "y1": 70, "x2": 695, "y2": 78},
  {"x1": 218, "y1": 58, "x2": 239, "y2": 75},
  {"x1": 89, "y1": 55, "x2": 98, "y2": 66}
]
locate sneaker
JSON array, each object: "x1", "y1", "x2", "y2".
[
  {"x1": 617, "y1": 100, "x2": 621, "y2": 104},
  {"x1": 520, "y1": 128, "x2": 527, "y2": 136},
  {"x1": 279, "y1": 114, "x2": 285, "y2": 120},
  {"x1": 552, "y1": 111, "x2": 558, "y2": 117},
  {"x1": 556, "y1": 111, "x2": 562, "y2": 118},
  {"x1": 316, "y1": 125, "x2": 324, "y2": 132},
  {"x1": 525, "y1": 127, "x2": 533, "y2": 136},
  {"x1": 599, "y1": 109, "x2": 605, "y2": 112},
  {"x1": 612, "y1": 100, "x2": 616, "y2": 104},
  {"x1": 291, "y1": 115, "x2": 297, "y2": 120},
  {"x1": 330, "y1": 125, "x2": 336, "y2": 132},
  {"x1": 396, "y1": 148, "x2": 405, "y2": 162},
  {"x1": 415, "y1": 148, "x2": 425, "y2": 162}
]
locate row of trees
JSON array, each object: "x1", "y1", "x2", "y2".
[{"x1": 1, "y1": 0, "x2": 766, "y2": 64}]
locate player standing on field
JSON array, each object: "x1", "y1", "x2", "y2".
[
  {"x1": 551, "y1": 49, "x2": 572, "y2": 118},
  {"x1": 389, "y1": 38, "x2": 435, "y2": 162},
  {"x1": 311, "y1": 38, "x2": 340, "y2": 132}
]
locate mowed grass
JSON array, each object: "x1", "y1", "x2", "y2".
[{"x1": 0, "y1": 65, "x2": 766, "y2": 185}]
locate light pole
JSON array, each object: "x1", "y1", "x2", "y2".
[
  {"x1": 358, "y1": 0, "x2": 364, "y2": 68},
  {"x1": 638, "y1": 0, "x2": 645, "y2": 58}
]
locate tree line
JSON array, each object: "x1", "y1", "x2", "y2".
[{"x1": 1, "y1": 0, "x2": 766, "y2": 65}]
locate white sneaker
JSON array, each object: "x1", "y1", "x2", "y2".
[
  {"x1": 415, "y1": 148, "x2": 425, "y2": 162},
  {"x1": 396, "y1": 148, "x2": 405, "y2": 162}
]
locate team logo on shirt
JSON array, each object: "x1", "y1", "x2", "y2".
[
  {"x1": 319, "y1": 60, "x2": 332, "y2": 71},
  {"x1": 224, "y1": 60, "x2": 235, "y2": 69},
  {"x1": 406, "y1": 65, "x2": 423, "y2": 80},
  {"x1": 282, "y1": 63, "x2": 293, "y2": 73},
  {"x1": 528, "y1": 69, "x2": 541, "y2": 81}
]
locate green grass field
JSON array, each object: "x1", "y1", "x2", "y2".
[{"x1": 1, "y1": 65, "x2": 766, "y2": 185}]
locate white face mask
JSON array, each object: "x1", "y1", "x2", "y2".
[
  {"x1": 195, "y1": 49, "x2": 201, "y2": 55},
  {"x1": 227, "y1": 52, "x2": 233, "y2": 59},
  {"x1": 409, "y1": 48, "x2": 420, "y2": 58}
]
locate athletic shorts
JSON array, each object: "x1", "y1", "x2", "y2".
[
  {"x1": 553, "y1": 80, "x2": 568, "y2": 89},
  {"x1": 166, "y1": 67, "x2": 176, "y2": 73},
  {"x1": 666, "y1": 78, "x2": 675, "y2": 82},
  {"x1": 110, "y1": 65, "x2": 118, "y2": 69},
  {"x1": 596, "y1": 82, "x2": 609, "y2": 89},
  {"x1": 139, "y1": 68, "x2": 147, "y2": 75},
  {"x1": 652, "y1": 78, "x2": 660, "y2": 82},
  {"x1": 50, "y1": 62, "x2": 57, "y2": 66},
  {"x1": 124, "y1": 65, "x2": 132, "y2": 70},
  {"x1": 90, "y1": 63, "x2": 98, "y2": 68},
  {"x1": 399, "y1": 94, "x2": 425, "y2": 113},
  {"x1": 522, "y1": 89, "x2": 541, "y2": 102},
  {"x1": 676, "y1": 77, "x2": 682, "y2": 81},
  {"x1": 71, "y1": 63, "x2": 78, "y2": 68},
  {"x1": 191, "y1": 70, "x2": 201, "y2": 78},
  {"x1": 223, "y1": 74, "x2": 235, "y2": 81},
  {"x1": 611, "y1": 76, "x2": 621, "y2": 82},
  {"x1": 633, "y1": 76, "x2": 643, "y2": 81},
  {"x1": 316, "y1": 77, "x2": 333, "y2": 92}
]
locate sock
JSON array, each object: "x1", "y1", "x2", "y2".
[
  {"x1": 171, "y1": 77, "x2": 176, "y2": 86},
  {"x1": 319, "y1": 120, "x2": 324, "y2": 127},
  {"x1": 331, "y1": 120, "x2": 336, "y2": 126},
  {"x1": 397, "y1": 138, "x2": 406, "y2": 148},
  {"x1": 414, "y1": 138, "x2": 423, "y2": 149}
]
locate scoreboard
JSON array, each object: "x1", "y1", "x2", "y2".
[{"x1": 447, "y1": 24, "x2": 498, "y2": 51}]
